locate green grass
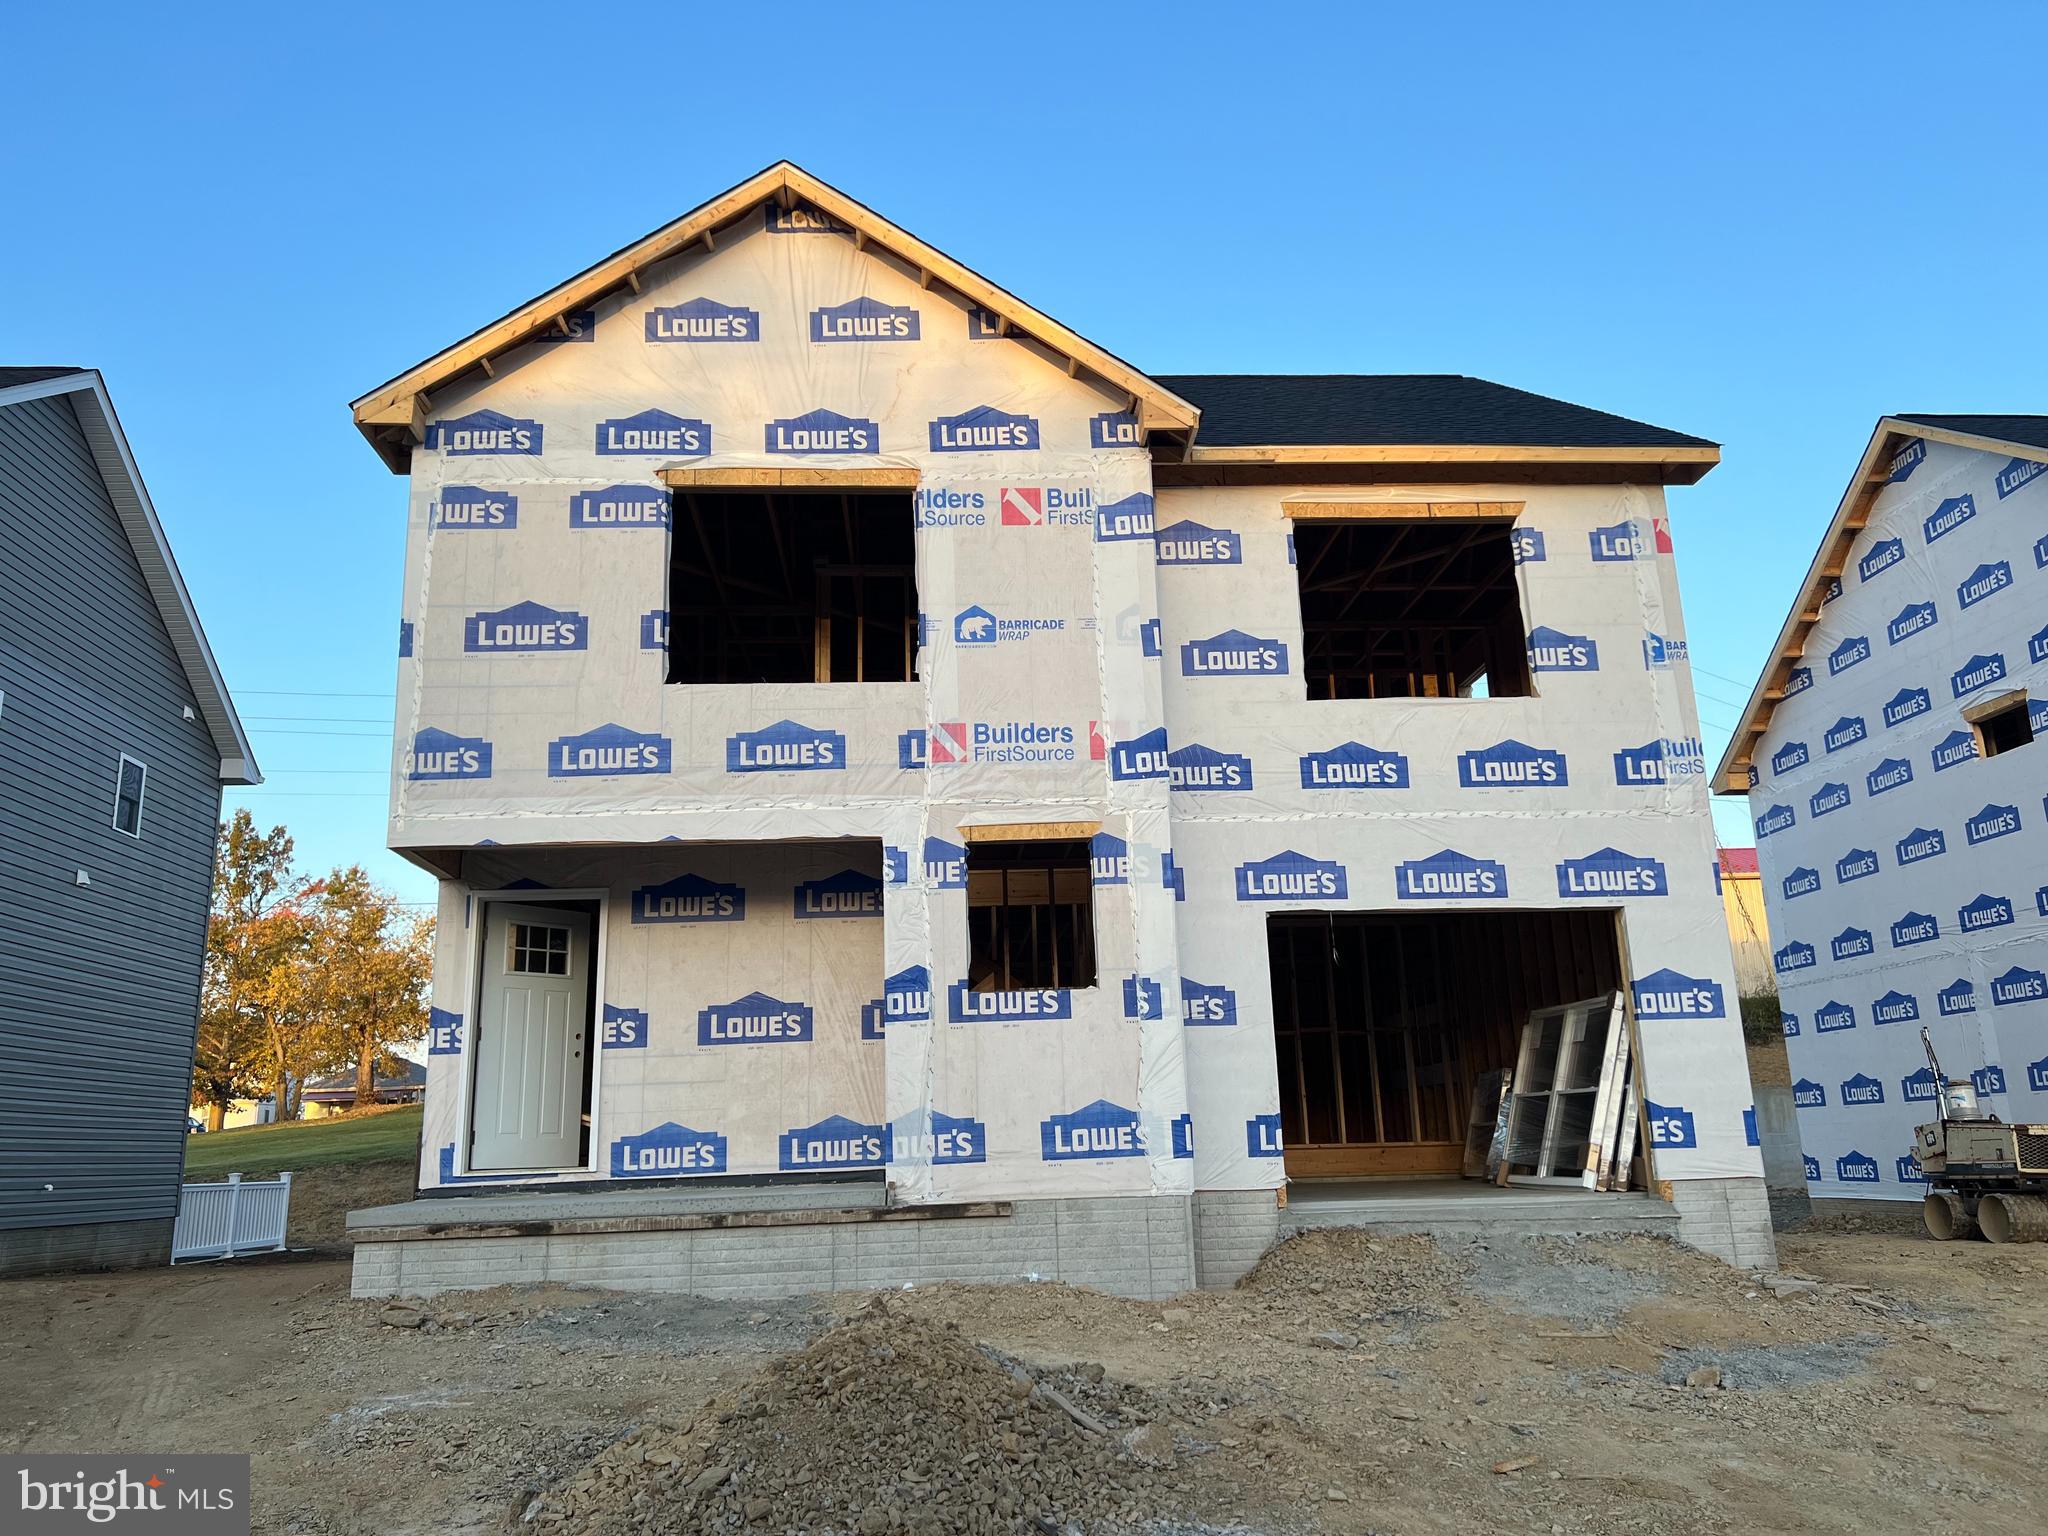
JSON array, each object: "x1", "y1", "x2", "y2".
[{"x1": 182, "y1": 1104, "x2": 423, "y2": 1179}]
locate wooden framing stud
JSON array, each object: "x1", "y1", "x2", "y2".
[{"x1": 958, "y1": 821, "x2": 1102, "y2": 844}]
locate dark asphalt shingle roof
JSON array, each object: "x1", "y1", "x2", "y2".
[
  {"x1": 1155, "y1": 374, "x2": 1714, "y2": 451},
  {"x1": 0, "y1": 366, "x2": 86, "y2": 388},
  {"x1": 1893, "y1": 414, "x2": 2048, "y2": 453}
]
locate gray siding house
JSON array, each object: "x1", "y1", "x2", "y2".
[{"x1": 0, "y1": 367, "x2": 257, "y2": 1277}]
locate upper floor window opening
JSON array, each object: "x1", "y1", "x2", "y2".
[{"x1": 1967, "y1": 690, "x2": 2035, "y2": 760}]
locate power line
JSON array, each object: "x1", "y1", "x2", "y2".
[
  {"x1": 244, "y1": 714, "x2": 393, "y2": 724},
  {"x1": 235, "y1": 688, "x2": 396, "y2": 699}
]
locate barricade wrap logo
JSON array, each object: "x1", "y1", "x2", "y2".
[
  {"x1": 631, "y1": 872, "x2": 744, "y2": 924},
  {"x1": 794, "y1": 869, "x2": 884, "y2": 919},
  {"x1": 1872, "y1": 989, "x2": 1919, "y2": 1026},
  {"x1": 1041, "y1": 1100, "x2": 1146, "y2": 1161},
  {"x1": 726, "y1": 719, "x2": 845, "y2": 773},
  {"x1": 948, "y1": 983, "x2": 1073, "y2": 1023},
  {"x1": 764, "y1": 409, "x2": 879, "y2": 454},
  {"x1": 432, "y1": 485, "x2": 517, "y2": 529},
  {"x1": 427, "y1": 1006, "x2": 462, "y2": 1055},
  {"x1": 549, "y1": 723, "x2": 670, "y2": 777},
  {"x1": 1996, "y1": 454, "x2": 2048, "y2": 497},
  {"x1": 1300, "y1": 741, "x2": 1409, "y2": 790},
  {"x1": 1958, "y1": 560, "x2": 2013, "y2": 609},
  {"x1": 698, "y1": 992, "x2": 813, "y2": 1046},
  {"x1": 780, "y1": 1115, "x2": 884, "y2": 1171},
  {"x1": 1556, "y1": 848, "x2": 1668, "y2": 899},
  {"x1": 1959, "y1": 892, "x2": 2014, "y2": 933},
  {"x1": 1858, "y1": 537, "x2": 1904, "y2": 581},
  {"x1": 1774, "y1": 940, "x2": 1816, "y2": 975},
  {"x1": 1247, "y1": 1113, "x2": 1285, "y2": 1158},
  {"x1": 1090, "y1": 410, "x2": 1143, "y2": 449},
  {"x1": 1837, "y1": 1151, "x2": 1880, "y2": 1183},
  {"x1": 463, "y1": 600, "x2": 587, "y2": 654},
  {"x1": 929, "y1": 405, "x2": 1040, "y2": 452},
  {"x1": 1395, "y1": 849, "x2": 1508, "y2": 901},
  {"x1": 1923, "y1": 492, "x2": 1975, "y2": 543},
  {"x1": 1793, "y1": 1078, "x2": 1825, "y2": 1108},
  {"x1": 1642, "y1": 631, "x2": 1688, "y2": 668},
  {"x1": 601, "y1": 1004, "x2": 649, "y2": 1048},
  {"x1": 1095, "y1": 492, "x2": 1155, "y2": 543},
  {"x1": 1526, "y1": 625, "x2": 1598, "y2": 672},
  {"x1": 645, "y1": 297, "x2": 759, "y2": 342},
  {"x1": 425, "y1": 408, "x2": 541, "y2": 455},
  {"x1": 1644, "y1": 1101, "x2": 1697, "y2": 1148},
  {"x1": 810, "y1": 296, "x2": 920, "y2": 343},
  {"x1": 406, "y1": 727, "x2": 492, "y2": 781},
  {"x1": 570, "y1": 483, "x2": 670, "y2": 528},
  {"x1": 612, "y1": 1122, "x2": 728, "y2": 1177},
  {"x1": 1182, "y1": 978, "x2": 1238, "y2": 1026},
  {"x1": 1939, "y1": 979, "x2": 1977, "y2": 1016},
  {"x1": 1153, "y1": 519, "x2": 1242, "y2": 565},
  {"x1": 1890, "y1": 911, "x2": 1939, "y2": 948},
  {"x1": 1815, "y1": 999, "x2": 1856, "y2": 1033},
  {"x1": 1837, "y1": 847, "x2": 1880, "y2": 884},
  {"x1": 952, "y1": 604, "x2": 1065, "y2": 646},
  {"x1": 1181, "y1": 628, "x2": 1288, "y2": 676},
  {"x1": 1168, "y1": 742, "x2": 1253, "y2": 792},
  {"x1": 1458, "y1": 739, "x2": 1567, "y2": 788},
  {"x1": 1632, "y1": 968, "x2": 1726, "y2": 1019},
  {"x1": 1828, "y1": 635, "x2": 1870, "y2": 675},
  {"x1": 1238, "y1": 849, "x2": 1349, "y2": 901},
  {"x1": 595, "y1": 409, "x2": 710, "y2": 457}
]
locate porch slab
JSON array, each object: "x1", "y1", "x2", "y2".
[{"x1": 1279, "y1": 1177, "x2": 1681, "y2": 1241}]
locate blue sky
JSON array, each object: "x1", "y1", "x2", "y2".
[{"x1": 8, "y1": 4, "x2": 2043, "y2": 907}]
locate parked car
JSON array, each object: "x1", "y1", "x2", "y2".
[{"x1": 186, "y1": 1116, "x2": 206, "y2": 1135}]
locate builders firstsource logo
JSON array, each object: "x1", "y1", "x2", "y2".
[
  {"x1": 549, "y1": 723, "x2": 671, "y2": 777},
  {"x1": 405, "y1": 727, "x2": 492, "y2": 781},
  {"x1": 432, "y1": 485, "x2": 517, "y2": 529},
  {"x1": 726, "y1": 719, "x2": 846, "y2": 773},
  {"x1": 569, "y1": 484, "x2": 670, "y2": 528},
  {"x1": 1395, "y1": 849, "x2": 1508, "y2": 901},
  {"x1": 612, "y1": 1121, "x2": 728, "y2": 1178},
  {"x1": 699, "y1": 991, "x2": 814, "y2": 1046},
  {"x1": 631, "y1": 872, "x2": 745, "y2": 924},
  {"x1": 929, "y1": 405, "x2": 1040, "y2": 453},
  {"x1": 425, "y1": 408, "x2": 541, "y2": 455},
  {"x1": 645, "y1": 296, "x2": 760, "y2": 342},
  {"x1": 595, "y1": 408, "x2": 710, "y2": 457},
  {"x1": 1237, "y1": 849, "x2": 1348, "y2": 901},
  {"x1": 929, "y1": 720, "x2": 1077, "y2": 766},
  {"x1": 1631, "y1": 968, "x2": 1726, "y2": 1019},
  {"x1": 765, "y1": 409, "x2": 879, "y2": 454}
]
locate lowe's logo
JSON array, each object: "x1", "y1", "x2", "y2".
[
  {"x1": 1959, "y1": 892, "x2": 2015, "y2": 932},
  {"x1": 1803, "y1": 1154, "x2": 1822, "y2": 1181},
  {"x1": 406, "y1": 727, "x2": 491, "y2": 781},
  {"x1": 795, "y1": 869, "x2": 883, "y2": 919},
  {"x1": 1871, "y1": 990, "x2": 1919, "y2": 1026},
  {"x1": 1107, "y1": 726, "x2": 1171, "y2": 781},
  {"x1": 1793, "y1": 1078, "x2": 1826, "y2": 1108},
  {"x1": 884, "y1": 966, "x2": 932, "y2": 1025},
  {"x1": 889, "y1": 1110, "x2": 987, "y2": 1167},
  {"x1": 1973, "y1": 1065, "x2": 2007, "y2": 1096},
  {"x1": 645, "y1": 297, "x2": 759, "y2": 342},
  {"x1": 1923, "y1": 492, "x2": 1976, "y2": 543},
  {"x1": 1589, "y1": 518, "x2": 1654, "y2": 561},
  {"x1": 1771, "y1": 740, "x2": 1809, "y2": 775},
  {"x1": 1867, "y1": 757, "x2": 1913, "y2": 796},
  {"x1": 601, "y1": 1004, "x2": 649, "y2": 1048},
  {"x1": 1959, "y1": 560, "x2": 2013, "y2": 609},
  {"x1": 1836, "y1": 849, "x2": 1879, "y2": 884},
  {"x1": 631, "y1": 872, "x2": 744, "y2": 924},
  {"x1": 1300, "y1": 741, "x2": 1409, "y2": 790},
  {"x1": 1642, "y1": 631, "x2": 1688, "y2": 668},
  {"x1": 1459, "y1": 740, "x2": 1567, "y2": 788},
  {"x1": 922, "y1": 836, "x2": 967, "y2": 889},
  {"x1": 698, "y1": 991, "x2": 813, "y2": 1046},
  {"x1": 765, "y1": 202, "x2": 850, "y2": 235},
  {"x1": 1831, "y1": 927, "x2": 1873, "y2": 962},
  {"x1": 1632, "y1": 968, "x2": 1726, "y2": 1019},
  {"x1": 726, "y1": 719, "x2": 845, "y2": 773},
  {"x1": 779, "y1": 1115, "x2": 883, "y2": 1172},
  {"x1": 2034, "y1": 1056, "x2": 2048, "y2": 1092},
  {"x1": 1858, "y1": 537, "x2": 1905, "y2": 581},
  {"x1": 463, "y1": 600, "x2": 587, "y2": 653},
  {"x1": 1095, "y1": 492, "x2": 1155, "y2": 542},
  {"x1": 531, "y1": 308, "x2": 594, "y2": 342},
  {"x1": 595, "y1": 409, "x2": 710, "y2": 456},
  {"x1": 1247, "y1": 1113, "x2": 1285, "y2": 1159},
  {"x1": 1815, "y1": 999, "x2": 1857, "y2": 1033},
  {"x1": 1966, "y1": 803, "x2": 2021, "y2": 845},
  {"x1": 1821, "y1": 576, "x2": 1844, "y2": 605},
  {"x1": 1090, "y1": 410, "x2": 1142, "y2": 449},
  {"x1": 1841, "y1": 1073, "x2": 1884, "y2": 1107},
  {"x1": 1828, "y1": 635, "x2": 1870, "y2": 675},
  {"x1": 1181, "y1": 628, "x2": 1288, "y2": 676},
  {"x1": 1782, "y1": 1010, "x2": 1801, "y2": 1037},
  {"x1": 1809, "y1": 782, "x2": 1850, "y2": 817},
  {"x1": 427, "y1": 1006, "x2": 462, "y2": 1055},
  {"x1": 1951, "y1": 652, "x2": 2006, "y2": 698},
  {"x1": 2033, "y1": 621, "x2": 2048, "y2": 665},
  {"x1": 1784, "y1": 865, "x2": 1822, "y2": 898},
  {"x1": 425, "y1": 408, "x2": 541, "y2": 456},
  {"x1": 1993, "y1": 965, "x2": 2048, "y2": 1006},
  {"x1": 1755, "y1": 803, "x2": 1796, "y2": 839},
  {"x1": 1644, "y1": 1101, "x2": 1696, "y2": 1148},
  {"x1": 432, "y1": 485, "x2": 517, "y2": 529},
  {"x1": 1932, "y1": 730, "x2": 1977, "y2": 771},
  {"x1": 1511, "y1": 527, "x2": 1545, "y2": 563},
  {"x1": 1784, "y1": 665, "x2": 1813, "y2": 697},
  {"x1": 1897, "y1": 1155, "x2": 1927, "y2": 1184},
  {"x1": 1557, "y1": 848, "x2": 1667, "y2": 898},
  {"x1": 1996, "y1": 455, "x2": 2048, "y2": 497},
  {"x1": 765, "y1": 409, "x2": 879, "y2": 454},
  {"x1": 641, "y1": 610, "x2": 667, "y2": 650},
  {"x1": 1614, "y1": 737, "x2": 1702, "y2": 784},
  {"x1": 1168, "y1": 742, "x2": 1254, "y2": 792},
  {"x1": 948, "y1": 983, "x2": 1073, "y2": 1023},
  {"x1": 810, "y1": 296, "x2": 919, "y2": 343},
  {"x1": 1887, "y1": 601, "x2": 1938, "y2": 646},
  {"x1": 1182, "y1": 978, "x2": 1238, "y2": 1026},
  {"x1": 1883, "y1": 687, "x2": 1930, "y2": 728},
  {"x1": 929, "y1": 405, "x2": 1040, "y2": 452},
  {"x1": 1395, "y1": 849, "x2": 1507, "y2": 901},
  {"x1": 1896, "y1": 826, "x2": 1945, "y2": 865},
  {"x1": 1172, "y1": 1114, "x2": 1195, "y2": 1160},
  {"x1": 1091, "y1": 831, "x2": 1132, "y2": 885},
  {"x1": 1527, "y1": 626, "x2": 1599, "y2": 672},
  {"x1": 1153, "y1": 519, "x2": 1242, "y2": 565},
  {"x1": 1122, "y1": 976, "x2": 1164, "y2": 1020},
  {"x1": 1823, "y1": 716, "x2": 1866, "y2": 753},
  {"x1": 1888, "y1": 437, "x2": 1926, "y2": 481},
  {"x1": 1041, "y1": 1100, "x2": 1146, "y2": 1161},
  {"x1": 1774, "y1": 940, "x2": 1816, "y2": 975},
  {"x1": 1940, "y1": 979, "x2": 1977, "y2": 1016},
  {"x1": 1890, "y1": 911, "x2": 1940, "y2": 947},
  {"x1": 569, "y1": 484, "x2": 669, "y2": 528},
  {"x1": 1837, "y1": 1151, "x2": 1879, "y2": 1182},
  {"x1": 1238, "y1": 849, "x2": 1349, "y2": 901},
  {"x1": 550, "y1": 723, "x2": 670, "y2": 777},
  {"x1": 612, "y1": 1122, "x2": 727, "y2": 1178}
]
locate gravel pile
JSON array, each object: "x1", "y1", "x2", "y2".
[{"x1": 515, "y1": 1298, "x2": 1193, "y2": 1535}]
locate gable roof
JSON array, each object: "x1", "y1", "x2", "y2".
[
  {"x1": 0, "y1": 368, "x2": 259, "y2": 784},
  {"x1": 1711, "y1": 413, "x2": 2048, "y2": 793}
]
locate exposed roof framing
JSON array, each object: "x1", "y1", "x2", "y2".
[
  {"x1": 1711, "y1": 414, "x2": 2048, "y2": 794},
  {"x1": 351, "y1": 162, "x2": 1201, "y2": 472},
  {"x1": 0, "y1": 368, "x2": 259, "y2": 784}
]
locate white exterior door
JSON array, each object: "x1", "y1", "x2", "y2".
[{"x1": 471, "y1": 902, "x2": 592, "y2": 1171}]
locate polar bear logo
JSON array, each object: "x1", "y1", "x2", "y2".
[{"x1": 956, "y1": 609, "x2": 995, "y2": 642}]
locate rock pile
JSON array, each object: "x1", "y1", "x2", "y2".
[{"x1": 514, "y1": 1298, "x2": 1189, "y2": 1535}]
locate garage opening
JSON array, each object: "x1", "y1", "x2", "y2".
[{"x1": 1267, "y1": 909, "x2": 1625, "y2": 1179}]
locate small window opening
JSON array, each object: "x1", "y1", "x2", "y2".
[
  {"x1": 667, "y1": 489, "x2": 918, "y2": 683},
  {"x1": 1968, "y1": 691, "x2": 2034, "y2": 759},
  {"x1": 113, "y1": 755, "x2": 147, "y2": 837},
  {"x1": 1294, "y1": 519, "x2": 1530, "y2": 699},
  {"x1": 966, "y1": 839, "x2": 1097, "y2": 991},
  {"x1": 509, "y1": 922, "x2": 571, "y2": 976}
]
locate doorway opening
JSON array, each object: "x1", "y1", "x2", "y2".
[
  {"x1": 466, "y1": 895, "x2": 602, "y2": 1173},
  {"x1": 1266, "y1": 909, "x2": 1624, "y2": 1179}
]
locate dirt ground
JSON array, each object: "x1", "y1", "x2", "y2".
[{"x1": 3, "y1": 1226, "x2": 2043, "y2": 1536}]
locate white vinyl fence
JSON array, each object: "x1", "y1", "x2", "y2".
[{"x1": 171, "y1": 1171, "x2": 293, "y2": 1262}]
